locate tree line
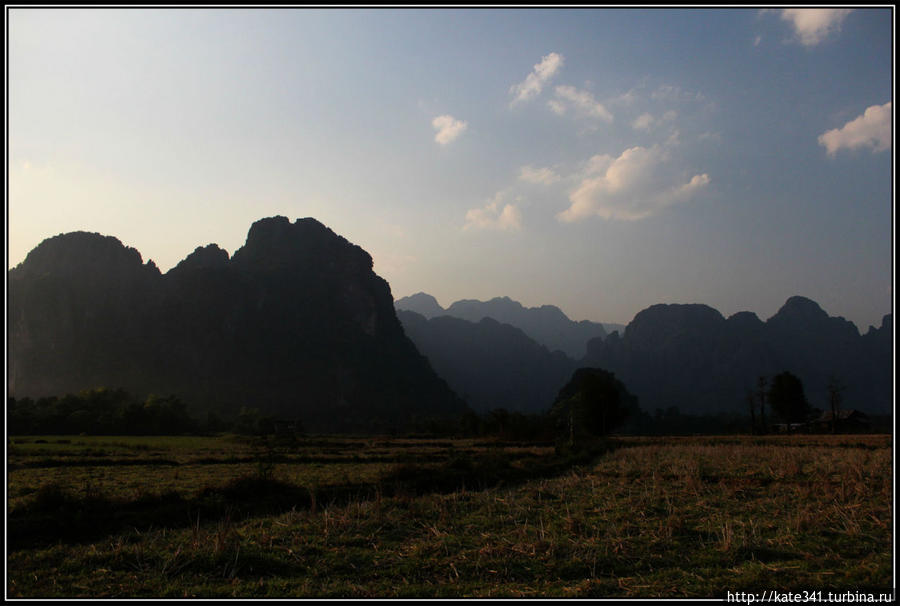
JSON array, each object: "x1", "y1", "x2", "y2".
[
  {"x1": 7, "y1": 368, "x2": 872, "y2": 438},
  {"x1": 748, "y1": 371, "x2": 850, "y2": 434},
  {"x1": 8, "y1": 388, "x2": 202, "y2": 436}
]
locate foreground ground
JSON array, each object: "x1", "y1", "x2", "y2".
[{"x1": 6, "y1": 433, "x2": 893, "y2": 598}]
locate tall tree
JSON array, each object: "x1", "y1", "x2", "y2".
[
  {"x1": 826, "y1": 374, "x2": 845, "y2": 434},
  {"x1": 766, "y1": 371, "x2": 811, "y2": 433},
  {"x1": 549, "y1": 368, "x2": 638, "y2": 446}
]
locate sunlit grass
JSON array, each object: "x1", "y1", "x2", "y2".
[{"x1": 6, "y1": 434, "x2": 892, "y2": 598}]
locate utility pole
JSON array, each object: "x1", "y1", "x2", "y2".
[
  {"x1": 827, "y1": 374, "x2": 845, "y2": 435},
  {"x1": 746, "y1": 389, "x2": 757, "y2": 434},
  {"x1": 569, "y1": 407, "x2": 575, "y2": 448}
]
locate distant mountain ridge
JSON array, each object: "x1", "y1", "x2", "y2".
[
  {"x1": 395, "y1": 293, "x2": 611, "y2": 358},
  {"x1": 9, "y1": 217, "x2": 465, "y2": 432},
  {"x1": 396, "y1": 310, "x2": 577, "y2": 413},
  {"x1": 11, "y1": 223, "x2": 891, "y2": 428},
  {"x1": 395, "y1": 293, "x2": 446, "y2": 319},
  {"x1": 583, "y1": 297, "x2": 892, "y2": 416},
  {"x1": 398, "y1": 292, "x2": 891, "y2": 418}
]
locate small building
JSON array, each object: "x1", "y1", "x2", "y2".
[
  {"x1": 772, "y1": 422, "x2": 811, "y2": 434},
  {"x1": 812, "y1": 409, "x2": 871, "y2": 433}
]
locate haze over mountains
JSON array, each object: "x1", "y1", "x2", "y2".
[
  {"x1": 395, "y1": 293, "x2": 622, "y2": 358},
  {"x1": 396, "y1": 310, "x2": 577, "y2": 414},
  {"x1": 396, "y1": 293, "x2": 892, "y2": 418},
  {"x1": 8, "y1": 217, "x2": 893, "y2": 434},
  {"x1": 582, "y1": 298, "x2": 892, "y2": 416}
]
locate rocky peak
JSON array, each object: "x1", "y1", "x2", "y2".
[
  {"x1": 725, "y1": 311, "x2": 765, "y2": 337},
  {"x1": 868, "y1": 313, "x2": 892, "y2": 335},
  {"x1": 726, "y1": 310, "x2": 764, "y2": 327},
  {"x1": 231, "y1": 216, "x2": 373, "y2": 275},
  {"x1": 442, "y1": 295, "x2": 605, "y2": 358},
  {"x1": 13, "y1": 231, "x2": 154, "y2": 279},
  {"x1": 9, "y1": 217, "x2": 464, "y2": 431},
  {"x1": 395, "y1": 292, "x2": 446, "y2": 318},
  {"x1": 862, "y1": 313, "x2": 892, "y2": 346},
  {"x1": 768, "y1": 296, "x2": 828, "y2": 324},
  {"x1": 767, "y1": 295, "x2": 859, "y2": 339},
  {"x1": 624, "y1": 303, "x2": 725, "y2": 350},
  {"x1": 169, "y1": 244, "x2": 230, "y2": 274},
  {"x1": 533, "y1": 304, "x2": 571, "y2": 323}
]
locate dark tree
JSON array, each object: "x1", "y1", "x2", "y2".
[
  {"x1": 826, "y1": 374, "x2": 845, "y2": 434},
  {"x1": 549, "y1": 368, "x2": 638, "y2": 445},
  {"x1": 767, "y1": 371, "x2": 811, "y2": 432}
]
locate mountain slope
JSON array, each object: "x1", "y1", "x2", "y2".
[
  {"x1": 583, "y1": 297, "x2": 892, "y2": 416},
  {"x1": 9, "y1": 217, "x2": 465, "y2": 432},
  {"x1": 397, "y1": 310, "x2": 577, "y2": 413},
  {"x1": 396, "y1": 294, "x2": 607, "y2": 358}
]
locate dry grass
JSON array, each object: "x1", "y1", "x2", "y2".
[{"x1": 6, "y1": 433, "x2": 892, "y2": 598}]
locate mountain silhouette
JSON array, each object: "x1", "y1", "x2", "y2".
[
  {"x1": 11, "y1": 223, "x2": 890, "y2": 427},
  {"x1": 395, "y1": 294, "x2": 608, "y2": 358},
  {"x1": 9, "y1": 217, "x2": 465, "y2": 432},
  {"x1": 583, "y1": 297, "x2": 892, "y2": 416},
  {"x1": 394, "y1": 292, "x2": 445, "y2": 319},
  {"x1": 397, "y1": 310, "x2": 577, "y2": 413}
]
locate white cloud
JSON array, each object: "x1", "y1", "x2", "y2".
[
  {"x1": 586, "y1": 154, "x2": 614, "y2": 175},
  {"x1": 552, "y1": 85, "x2": 614, "y2": 122},
  {"x1": 780, "y1": 9, "x2": 852, "y2": 46},
  {"x1": 509, "y1": 52, "x2": 564, "y2": 105},
  {"x1": 674, "y1": 173, "x2": 711, "y2": 198},
  {"x1": 464, "y1": 193, "x2": 523, "y2": 231},
  {"x1": 611, "y1": 89, "x2": 639, "y2": 107},
  {"x1": 632, "y1": 110, "x2": 679, "y2": 134},
  {"x1": 632, "y1": 113, "x2": 655, "y2": 131},
  {"x1": 818, "y1": 102, "x2": 892, "y2": 156},
  {"x1": 518, "y1": 165, "x2": 560, "y2": 185},
  {"x1": 432, "y1": 114, "x2": 468, "y2": 145},
  {"x1": 558, "y1": 144, "x2": 710, "y2": 222},
  {"x1": 547, "y1": 99, "x2": 566, "y2": 115}
]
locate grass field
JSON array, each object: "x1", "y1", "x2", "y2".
[{"x1": 6, "y1": 433, "x2": 893, "y2": 598}]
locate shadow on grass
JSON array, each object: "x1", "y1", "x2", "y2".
[
  {"x1": 8, "y1": 439, "x2": 619, "y2": 551},
  {"x1": 383, "y1": 439, "x2": 615, "y2": 496}
]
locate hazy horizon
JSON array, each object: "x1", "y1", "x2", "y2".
[{"x1": 8, "y1": 8, "x2": 894, "y2": 330}]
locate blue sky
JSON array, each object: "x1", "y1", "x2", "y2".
[{"x1": 7, "y1": 8, "x2": 894, "y2": 331}]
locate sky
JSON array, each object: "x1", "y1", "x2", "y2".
[{"x1": 7, "y1": 8, "x2": 894, "y2": 331}]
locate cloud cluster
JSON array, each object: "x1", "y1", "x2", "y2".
[
  {"x1": 549, "y1": 85, "x2": 613, "y2": 122},
  {"x1": 518, "y1": 165, "x2": 560, "y2": 185},
  {"x1": 631, "y1": 113, "x2": 655, "y2": 131},
  {"x1": 464, "y1": 194, "x2": 522, "y2": 231},
  {"x1": 780, "y1": 9, "x2": 852, "y2": 46},
  {"x1": 432, "y1": 114, "x2": 468, "y2": 145},
  {"x1": 558, "y1": 144, "x2": 710, "y2": 222},
  {"x1": 466, "y1": 53, "x2": 711, "y2": 230},
  {"x1": 509, "y1": 52, "x2": 564, "y2": 105},
  {"x1": 631, "y1": 110, "x2": 676, "y2": 132},
  {"x1": 818, "y1": 102, "x2": 892, "y2": 157}
]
